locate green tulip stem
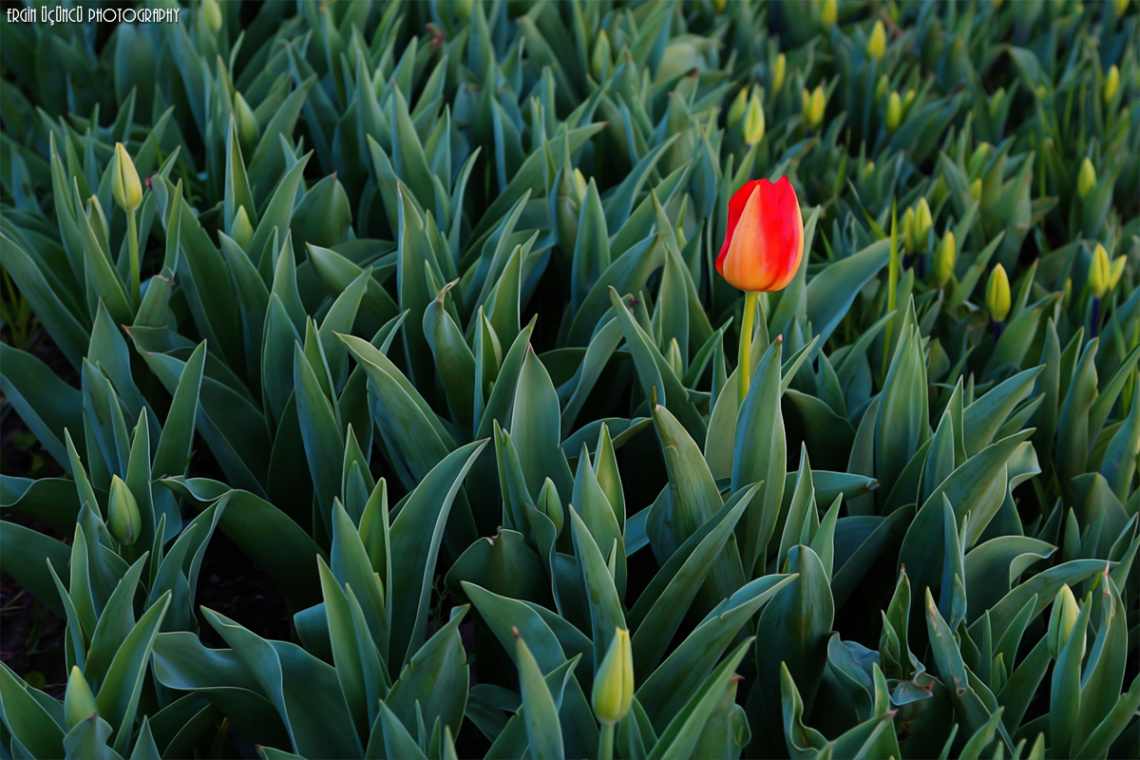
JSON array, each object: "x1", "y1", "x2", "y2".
[
  {"x1": 599, "y1": 722, "x2": 615, "y2": 760},
  {"x1": 738, "y1": 290, "x2": 759, "y2": 405},
  {"x1": 127, "y1": 208, "x2": 140, "y2": 305}
]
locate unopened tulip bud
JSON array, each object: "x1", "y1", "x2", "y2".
[
  {"x1": 821, "y1": 0, "x2": 837, "y2": 26},
  {"x1": 592, "y1": 628, "x2": 634, "y2": 724},
  {"x1": 572, "y1": 169, "x2": 588, "y2": 205},
  {"x1": 933, "y1": 231, "x2": 956, "y2": 287},
  {"x1": 64, "y1": 667, "x2": 99, "y2": 729},
  {"x1": 1089, "y1": 244, "x2": 1111, "y2": 298},
  {"x1": 201, "y1": 0, "x2": 222, "y2": 34},
  {"x1": 743, "y1": 88, "x2": 766, "y2": 144},
  {"x1": 772, "y1": 53, "x2": 787, "y2": 94},
  {"x1": 234, "y1": 92, "x2": 259, "y2": 148},
  {"x1": 886, "y1": 91, "x2": 902, "y2": 132},
  {"x1": 806, "y1": 85, "x2": 827, "y2": 128},
  {"x1": 913, "y1": 198, "x2": 933, "y2": 251},
  {"x1": 712, "y1": 0, "x2": 726, "y2": 12},
  {"x1": 986, "y1": 264, "x2": 1011, "y2": 322},
  {"x1": 875, "y1": 74, "x2": 890, "y2": 101},
  {"x1": 1063, "y1": 277, "x2": 1073, "y2": 309},
  {"x1": 902, "y1": 207, "x2": 916, "y2": 252},
  {"x1": 591, "y1": 30, "x2": 611, "y2": 80},
  {"x1": 1104, "y1": 65, "x2": 1120, "y2": 101},
  {"x1": 971, "y1": 178, "x2": 983, "y2": 200},
  {"x1": 903, "y1": 89, "x2": 916, "y2": 109},
  {"x1": 1046, "y1": 585, "x2": 1082, "y2": 658},
  {"x1": 1077, "y1": 158, "x2": 1097, "y2": 200},
  {"x1": 867, "y1": 20, "x2": 887, "y2": 60},
  {"x1": 727, "y1": 87, "x2": 749, "y2": 130},
  {"x1": 676, "y1": 225, "x2": 687, "y2": 249},
  {"x1": 536, "y1": 477, "x2": 564, "y2": 537},
  {"x1": 108, "y1": 475, "x2": 141, "y2": 546},
  {"x1": 1115, "y1": 0, "x2": 1129, "y2": 17},
  {"x1": 863, "y1": 161, "x2": 875, "y2": 179},
  {"x1": 232, "y1": 205, "x2": 253, "y2": 248},
  {"x1": 112, "y1": 143, "x2": 142, "y2": 213}
]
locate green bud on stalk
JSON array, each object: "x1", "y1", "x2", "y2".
[
  {"x1": 592, "y1": 628, "x2": 634, "y2": 724},
  {"x1": 64, "y1": 667, "x2": 99, "y2": 729},
  {"x1": 108, "y1": 475, "x2": 141, "y2": 546}
]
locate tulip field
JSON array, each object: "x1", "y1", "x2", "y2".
[{"x1": 1, "y1": 1, "x2": 1139, "y2": 758}]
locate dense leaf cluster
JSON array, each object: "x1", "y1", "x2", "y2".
[{"x1": 0, "y1": 1, "x2": 1137, "y2": 759}]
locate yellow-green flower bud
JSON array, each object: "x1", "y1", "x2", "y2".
[
  {"x1": 1104, "y1": 65, "x2": 1120, "y2": 102},
  {"x1": 234, "y1": 92, "x2": 259, "y2": 148},
  {"x1": 64, "y1": 667, "x2": 98, "y2": 729},
  {"x1": 901, "y1": 207, "x2": 916, "y2": 252},
  {"x1": 772, "y1": 53, "x2": 787, "y2": 94},
  {"x1": 902, "y1": 89, "x2": 917, "y2": 109},
  {"x1": 875, "y1": 74, "x2": 890, "y2": 101},
  {"x1": 986, "y1": 264, "x2": 1011, "y2": 322},
  {"x1": 867, "y1": 20, "x2": 887, "y2": 60},
  {"x1": 591, "y1": 30, "x2": 611, "y2": 80},
  {"x1": 572, "y1": 169, "x2": 588, "y2": 205},
  {"x1": 993, "y1": 0, "x2": 1004, "y2": 8},
  {"x1": 1115, "y1": 0, "x2": 1130, "y2": 18},
  {"x1": 886, "y1": 91, "x2": 903, "y2": 132},
  {"x1": 712, "y1": 0, "x2": 727, "y2": 12},
  {"x1": 1089, "y1": 243, "x2": 1111, "y2": 298},
  {"x1": 1063, "y1": 277, "x2": 1073, "y2": 309},
  {"x1": 913, "y1": 198, "x2": 933, "y2": 251},
  {"x1": 743, "y1": 88, "x2": 766, "y2": 145},
  {"x1": 666, "y1": 338, "x2": 683, "y2": 377},
  {"x1": 1046, "y1": 585, "x2": 1082, "y2": 658},
  {"x1": 933, "y1": 231, "x2": 956, "y2": 287},
  {"x1": 1077, "y1": 158, "x2": 1097, "y2": 200},
  {"x1": 676, "y1": 225, "x2": 687, "y2": 249},
  {"x1": 862, "y1": 161, "x2": 875, "y2": 180},
  {"x1": 201, "y1": 0, "x2": 222, "y2": 34},
  {"x1": 112, "y1": 143, "x2": 143, "y2": 213},
  {"x1": 536, "y1": 477, "x2": 564, "y2": 537},
  {"x1": 108, "y1": 475, "x2": 141, "y2": 546},
  {"x1": 1107, "y1": 255, "x2": 1126, "y2": 291},
  {"x1": 232, "y1": 205, "x2": 253, "y2": 248},
  {"x1": 971, "y1": 178, "x2": 983, "y2": 200},
  {"x1": 454, "y1": 0, "x2": 473, "y2": 21},
  {"x1": 821, "y1": 0, "x2": 838, "y2": 26},
  {"x1": 727, "y1": 87, "x2": 749, "y2": 130},
  {"x1": 1035, "y1": 84, "x2": 1048, "y2": 100},
  {"x1": 591, "y1": 628, "x2": 634, "y2": 724},
  {"x1": 806, "y1": 85, "x2": 827, "y2": 128}
]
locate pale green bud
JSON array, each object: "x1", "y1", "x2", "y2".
[
  {"x1": 933, "y1": 231, "x2": 956, "y2": 287},
  {"x1": 727, "y1": 87, "x2": 749, "y2": 130},
  {"x1": 743, "y1": 88, "x2": 766, "y2": 145},
  {"x1": 901, "y1": 207, "x2": 916, "y2": 252},
  {"x1": 1115, "y1": 0, "x2": 1130, "y2": 17},
  {"x1": 666, "y1": 338, "x2": 683, "y2": 377},
  {"x1": 971, "y1": 178, "x2": 983, "y2": 200},
  {"x1": 912, "y1": 198, "x2": 933, "y2": 251},
  {"x1": 201, "y1": 0, "x2": 222, "y2": 34},
  {"x1": 1104, "y1": 65, "x2": 1120, "y2": 102},
  {"x1": 772, "y1": 53, "x2": 787, "y2": 95},
  {"x1": 536, "y1": 477, "x2": 564, "y2": 537},
  {"x1": 1088, "y1": 243, "x2": 1111, "y2": 298},
  {"x1": 986, "y1": 264, "x2": 1011, "y2": 322},
  {"x1": 112, "y1": 143, "x2": 142, "y2": 213},
  {"x1": 232, "y1": 205, "x2": 253, "y2": 248},
  {"x1": 1046, "y1": 585, "x2": 1082, "y2": 658},
  {"x1": 867, "y1": 20, "x2": 887, "y2": 60},
  {"x1": 234, "y1": 92, "x2": 259, "y2": 148},
  {"x1": 591, "y1": 30, "x2": 611, "y2": 80},
  {"x1": 862, "y1": 161, "x2": 875, "y2": 179},
  {"x1": 572, "y1": 169, "x2": 588, "y2": 205},
  {"x1": 108, "y1": 475, "x2": 141, "y2": 546},
  {"x1": 875, "y1": 74, "x2": 890, "y2": 102},
  {"x1": 712, "y1": 0, "x2": 727, "y2": 11},
  {"x1": 1077, "y1": 158, "x2": 1097, "y2": 200},
  {"x1": 592, "y1": 628, "x2": 634, "y2": 724},
  {"x1": 64, "y1": 667, "x2": 99, "y2": 729},
  {"x1": 805, "y1": 85, "x2": 827, "y2": 128},
  {"x1": 885, "y1": 91, "x2": 902, "y2": 132},
  {"x1": 902, "y1": 89, "x2": 916, "y2": 109},
  {"x1": 821, "y1": 0, "x2": 838, "y2": 26}
]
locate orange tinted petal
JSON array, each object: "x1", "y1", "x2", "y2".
[{"x1": 717, "y1": 180, "x2": 762, "y2": 275}]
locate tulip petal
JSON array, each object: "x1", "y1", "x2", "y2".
[{"x1": 717, "y1": 180, "x2": 762, "y2": 273}]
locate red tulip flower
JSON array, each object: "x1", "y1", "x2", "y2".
[{"x1": 716, "y1": 177, "x2": 804, "y2": 292}]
